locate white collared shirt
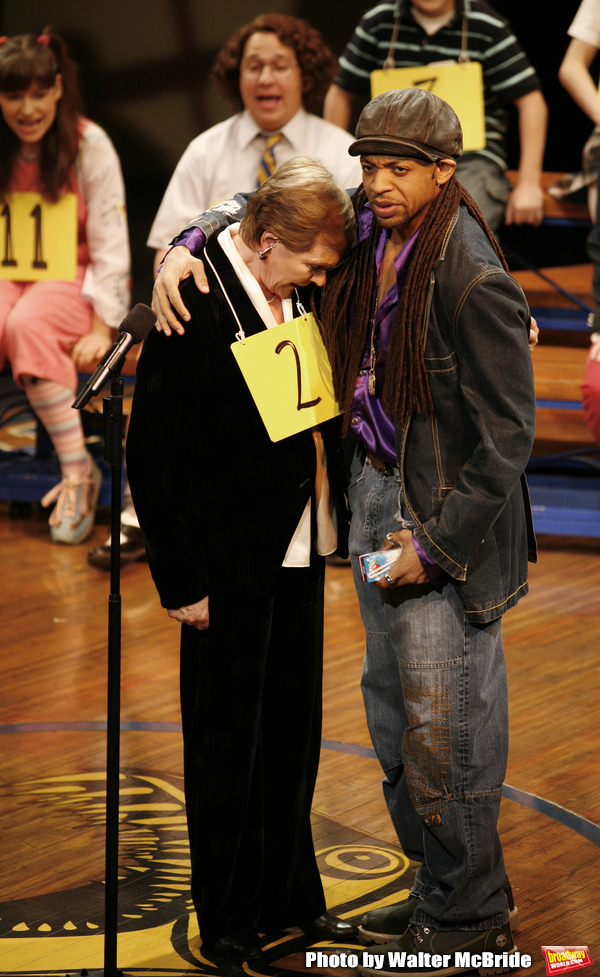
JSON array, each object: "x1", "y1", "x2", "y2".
[
  {"x1": 217, "y1": 225, "x2": 338, "y2": 566},
  {"x1": 147, "y1": 108, "x2": 361, "y2": 250}
]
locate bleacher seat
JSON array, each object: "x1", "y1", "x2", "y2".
[
  {"x1": 505, "y1": 174, "x2": 600, "y2": 536},
  {"x1": 0, "y1": 368, "x2": 133, "y2": 513}
]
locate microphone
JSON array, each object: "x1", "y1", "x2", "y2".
[{"x1": 73, "y1": 303, "x2": 156, "y2": 410}]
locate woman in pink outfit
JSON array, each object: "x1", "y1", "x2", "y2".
[{"x1": 0, "y1": 29, "x2": 130, "y2": 542}]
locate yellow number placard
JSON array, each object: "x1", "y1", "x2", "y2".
[
  {"x1": 370, "y1": 61, "x2": 486, "y2": 152},
  {"x1": 231, "y1": 312, "x2": 342, "y2": 442},
  {"x1": 0, "y1": 191, "x2": 77, "y2": 281}
]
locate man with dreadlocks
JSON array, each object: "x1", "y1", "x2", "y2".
[
  {"x1": 150, "y1": 88, "x2": 537, "y2": 977},
  {"x1": 315, "y1": 88, "x2": 537, "y2": 976}
]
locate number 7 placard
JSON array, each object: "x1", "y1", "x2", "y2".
[
  {"x1": 0, "y1": 191, "x2": 77, "y2": 281},
  {"x1": 370, "y1": 61, "x2": 486, "y2": 152},
  {"x1": 231, "y1": 311, "x2": 342, "y2": 442}
]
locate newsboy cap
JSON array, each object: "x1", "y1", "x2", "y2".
[{"x1": 348, "y1": 88, "x2": 463, "y2": 162}]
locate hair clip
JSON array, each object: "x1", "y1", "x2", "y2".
[
  {"x1": 0, "y1": 37, "x2": 8, "y2": 46},
  {"x1": 37, "y1": 34, "x2": 51, "y2": 45}
]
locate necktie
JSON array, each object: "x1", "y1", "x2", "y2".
[{"x1": 256, "y1": 133, "x2": 283, "y2": 186}]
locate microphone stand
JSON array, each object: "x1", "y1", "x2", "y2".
[
  {"x1": 69, "y1": 305, "x2": 155, "y2": 977},
  {"x1": 75, "y1": 364, "x2": 133, "y2": 977}
]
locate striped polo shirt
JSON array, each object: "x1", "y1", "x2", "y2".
[{"x1": 335, "y1": 0, "x2": 541, "y2": 169}]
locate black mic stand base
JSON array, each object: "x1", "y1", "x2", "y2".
[
  {"x1": 75, "y1": 970, "x2": 129, "y2": 976},
  {"x1": 78, "y1": 970, "x2": 132, "y2": 976}
]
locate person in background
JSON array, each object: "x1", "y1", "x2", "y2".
[
  {"x1": 0, "y1": 30, "x2": 129, "y2": 544},
  {"x1": 127, "y1": 158, "x2": 358, "y2": 963},
  {"x1": 147, "y1": 11, "x2": 363, "y2": 274},
  {"x1": 323, "y1": 0, "x2": 547, "y2": 233},
  {"x1": 559, "y1": 0, "x2": 600, "y2": 447}
]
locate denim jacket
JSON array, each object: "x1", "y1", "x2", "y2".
[{"x1": 399, "y1": 203, "x2": 537, "y2": 623}]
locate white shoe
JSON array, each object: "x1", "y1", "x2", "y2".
[{"x1": 41, "y1": 457, "x2": 102, "y2": 544}]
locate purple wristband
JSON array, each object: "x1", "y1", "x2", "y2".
[
  {"x1": 157, "y1": 228, "x2": 206, "y2": 275},
  {"x1": 174, "y1": 227, "x2": 206, "y2": 255}
]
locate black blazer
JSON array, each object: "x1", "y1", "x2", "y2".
[{"x1": 127, "y1": 235, "x2": 348, "y2": 610}]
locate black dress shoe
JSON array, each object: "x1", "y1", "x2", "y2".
[
  {"x1": 208, "y1": 930, "x2": 262, "y2": 961},
  {"x1": 301, "y1": 912, "x2": 359, "y2": 942},
  {"x1": 87, "y1": 525, "x2": 147, "y2": 571}
]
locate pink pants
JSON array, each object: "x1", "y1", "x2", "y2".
[
  {"x1": 0, "y1": 268, "x2": 92, "y2": 391},
  {"x1": 582, "y1": 347, "x2": 600, "y2": 447}
]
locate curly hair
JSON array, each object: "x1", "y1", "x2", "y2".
[
  {"x1": 210, "y1": 13, "x2": 337, "y2": 115},
  {"x1": 0, "y1": 28, "x2": 83, "y2": 202}
]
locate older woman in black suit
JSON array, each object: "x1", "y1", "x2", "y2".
[{"x1": 126, "y1": 158, "x2": 357, "y2": 963}]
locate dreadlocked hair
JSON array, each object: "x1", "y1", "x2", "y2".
[{"x1": 316, "y1": 176, "x2": 508, "y2": 434}]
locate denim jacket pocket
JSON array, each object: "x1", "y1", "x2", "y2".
[{"x1": 424, "y1": 349, "x2": 458, "y2": 377}]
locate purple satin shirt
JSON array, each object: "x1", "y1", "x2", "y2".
[
  {"x1": 349, "y1": 205, "x2": 420, "y2": 465},
  {"x1": 175, "y1": 226, "x2": 205, "y2": 255}
]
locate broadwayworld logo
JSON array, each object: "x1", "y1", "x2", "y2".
[{"x1": 542, "y1": 947, "x2": 594, "y2": 976}]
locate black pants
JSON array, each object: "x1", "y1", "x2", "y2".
[{"x1": 179, "y1": 555, "x2": 326, "y2": 944}]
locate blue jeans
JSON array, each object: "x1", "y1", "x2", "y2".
[{"x1": 348, "y1": 450, "x2": 510, "y2": 931}]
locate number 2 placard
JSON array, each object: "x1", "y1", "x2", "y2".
[
  {"x1": 231, "y1": 312, "x2": 342, "y2": 442},
  {"x1": 0, "y1": 191, "x2": 77, "y2": 281}
]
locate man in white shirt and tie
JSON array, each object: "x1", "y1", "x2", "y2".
[{"x1": 147, "y1": 12, "x2": 362, "y2": 275}]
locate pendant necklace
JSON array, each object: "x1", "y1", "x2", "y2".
[{"x1": 367, "y1": 301, "x2": 379, "y2": 396}]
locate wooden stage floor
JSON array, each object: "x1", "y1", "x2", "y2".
[{"x1": 1, "y1": 503, "x2": 599, "y2": 977}]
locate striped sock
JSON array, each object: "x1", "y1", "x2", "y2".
[{"x1": 24, "y1": 380, "x2": 89, "y2": 478}]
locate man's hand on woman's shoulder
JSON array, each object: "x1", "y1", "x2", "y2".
[{"x1": 152, "y1": 246, "x2": 211, "y2": 335}]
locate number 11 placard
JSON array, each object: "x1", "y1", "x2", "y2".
[{"x1": 0, "y1": 191, "x2": 77, "y2": 282}]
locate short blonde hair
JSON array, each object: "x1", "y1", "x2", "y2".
[{"x1": 240, "y1": 157, "x2": 355, "y2": 255}]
